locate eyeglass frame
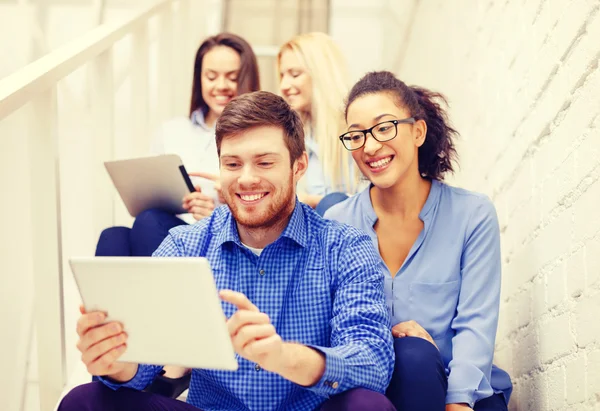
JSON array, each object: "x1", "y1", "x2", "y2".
[{"x1": 338, "y1": 117, "x2": 416, "y2": 151}]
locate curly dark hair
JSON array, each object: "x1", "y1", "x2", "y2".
[{"x1": 345, "y1": 71, "x2": 458, "y2": 180}]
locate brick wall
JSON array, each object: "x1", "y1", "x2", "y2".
[{"x1": 393, "y1": 0, "x2": 600, "y2": 409}]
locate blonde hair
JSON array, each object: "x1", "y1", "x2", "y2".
[{"x1": 277, "y1": 32, "x2": 356, "y2": 193}]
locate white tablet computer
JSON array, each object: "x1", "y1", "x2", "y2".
[
  {"x1": 104, "y1": 155, "x2": 195, "y2": 217},
  {"x1": 69, "y1": 257, "x2": 238, "y2": 371}
]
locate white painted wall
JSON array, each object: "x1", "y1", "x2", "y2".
[
  {"x1": 330, "y1": 0, "x2": 419, "y2": 84},
  {"x1": 393, "y1": 0, "x2": 600, "y2": 410}
]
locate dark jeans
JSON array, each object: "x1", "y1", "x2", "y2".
[
  {"x1": 315, "y1": 192, "x2": 349, "y2": 217},
  {"x1": 58, "y1": 382, "x2": 396, "y2": 411},
  {"x1": 95, "y1": 209, "x2": 187, "y2": 257},
  {"x1": 387, "y1": 337, "x2": 508, "y2": 411}
]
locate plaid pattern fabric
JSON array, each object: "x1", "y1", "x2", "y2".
[{"x1": 100, "y1": 201, "x2": 394, "y2": 411}]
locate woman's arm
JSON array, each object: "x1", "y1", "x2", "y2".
[{"x1": 446, "y1": 198, "x2": 501, "y2": 408}]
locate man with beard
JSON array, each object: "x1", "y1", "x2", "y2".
[{"x1": 59, "y1": 91, "x2": 395, "y2": 411}]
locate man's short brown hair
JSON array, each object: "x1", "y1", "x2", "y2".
[{"x1": 215, "y1": 91, "x2": 305, "y2": 163}]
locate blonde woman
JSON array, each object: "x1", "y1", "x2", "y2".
[{"x1": 278, "y1": 32, "x2": 356, "y2": 214}]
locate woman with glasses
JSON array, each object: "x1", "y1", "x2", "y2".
[
  {"x1": 325, "y1": 71, "x2": 512, "y2": 411},
  {"x1": 278, "y1": 32, "x2": 358, "y2": 215}
]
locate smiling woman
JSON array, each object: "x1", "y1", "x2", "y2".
[
  {"x1": 191, "y1": 33, "x2": 260, "y2": 127},
  {"x1": 277, "y1": 32, "x2": 357, "y2": 212},
  {"x1": 325, "y1": 71, "x2": 513, "y2": 411}
]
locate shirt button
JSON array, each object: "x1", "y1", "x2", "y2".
[
  {"x1": 255, "y1": 364, "x2": 261, "y2": 371},
  {"x1": 331, "y1": 381, "x2": 339, "y2": 389},
  {"x1": 259, "y1": 269, "x2": 265, "y2": 276}
]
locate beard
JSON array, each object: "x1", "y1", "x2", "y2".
[{"x1": 223, "y1": 174, "x2": 296, "y2": 230}]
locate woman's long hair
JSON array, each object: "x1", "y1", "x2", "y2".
[
  {"x1": 278, "y1": 32, "x2": 355, "y2": 192},
  {"x1": 190, "y1": 33, "x2": 261, "y2": 116}
]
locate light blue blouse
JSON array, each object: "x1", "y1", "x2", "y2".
[
  {"x1": 303, "y1": 136, "x2": 358, "y2": 196},
  {"x1": 304, "y1": 137, "x2": 332, "y2": 196},
  {"x1": 324, "y1": 179, "x2": 512, "y2": 407}
]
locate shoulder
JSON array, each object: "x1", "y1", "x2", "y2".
[
  {"x1": 155, "y1": 117, "x2": 192, "y2": 134},
  {"x1": 165, "y1": 206, "x2": 230, "y2": 255},
  {"x1": 323, "y1": 188, "x2": 366, "y2": 224},
  {"x1": 157, "y1": 117, "x2": 208, "y2": 139},
  {"x1": 438, "y1": 182, "x2": 499, "y2": 238},
  {"x1": 306, "y1": 204, "x2": 378, "y2": 265},
  {"x1": 439, "y1": 181, "x2": 497, "y2": 216}
]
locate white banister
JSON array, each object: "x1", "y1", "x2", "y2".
[
  {"x1": 157, "y1": 4, "x2": 174, "y2": 120},
  {"x1": 0, "y1": 0, "x2": 171, "y2": 120},
  {"x1": 132, "y1": 21, "x2": 150, "y2": 156},
  {"x1": 172, "y1": 0, "x2": 192, "y2": 116},
  {"x1": 28, "y1": 87, "x2": 66, "y2": 411},
  {"x1": 89, "y1": 48, "x2": 116, "y2": 237}
]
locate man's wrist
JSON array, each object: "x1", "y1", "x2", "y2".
[
  {"x1": 271, "y1": 343, "x2": 325, "y2": 386},
  {"x1": 105, "y1": 364, "x2": 138, "y2": 383}
]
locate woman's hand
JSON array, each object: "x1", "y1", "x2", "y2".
[
  {"x1": 446, "y1": 404, "x2": 473, "y2": 411},
  {"x1": 188, "y1": 172, "x2": 224, "y2": 203},
  {"x1": 392, "y1": 320, "x2": 438, "y2": 349},
  {"x1": 182, "y1": 186, "x2": 215, "y2": 221}
]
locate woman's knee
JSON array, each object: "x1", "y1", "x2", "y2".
[
  {"x1": 393, "y1": 336, "x2": 443, "y2": 376},
  {"x1": 387, "y1": 337, "x2": 446, "y2": 411},
  {"x1": 95, "y1": 227, "x2": 131, "y2": 256},
  {"x1": 131, "y1": 209, "x2": 184, "y2": 236},
  {"x1": 132, "y1": 209, "x2": 170, "y2": 230}
]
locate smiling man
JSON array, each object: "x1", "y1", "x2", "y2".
[{"x1": 58, "y1": 91, "x2": 395, "y2": 411}]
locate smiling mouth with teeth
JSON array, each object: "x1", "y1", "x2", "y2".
[
  {"x1": 367, "y1": 156, "x2": 394, "y2": 169},
  {"x1": 238, "y1": 193, "x2": 267, "y2": 202}
]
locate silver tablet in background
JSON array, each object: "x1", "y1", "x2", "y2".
[
  {"x1": 69, "y1": 256, "x2": 239, "y2": 371},
  {"x1": 104, "y1": 154, "x2": 195, "y2": 217}
]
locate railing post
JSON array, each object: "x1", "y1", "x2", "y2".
[
  {"x1": 132, "y1": 22, "x2": 150, "y2": 156},
  {"x1": 173, "y1": 0, "x2": 192, "y2": 117},
  {"x1": 158, "y1": 3, "x2": 174, "y2": 121},
  {"x1": 29, "y1": 86, "x2": 66, "y2": 411},
  {"x1": 89, "y1": 49, "x2": 115, "y2": 233}
]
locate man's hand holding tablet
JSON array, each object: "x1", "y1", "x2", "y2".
[{"x1": 76, "y1": 306, "x2": 137, "y2": 383}]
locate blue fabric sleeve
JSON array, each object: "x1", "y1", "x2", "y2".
[
  {"x1": 446, "y1": 198, "x2": 501, "y2": 406},
  {"x1": 98, "y1": 364, "x2": 164, "y2": 391},
  {"x1": 305, "y1": 233, "x2": 394, "y2": 396}
]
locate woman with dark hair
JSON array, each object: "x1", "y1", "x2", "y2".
[
  {"x1": 96, "y1": 32, "x2": 260, "y2": 258},
  {"x1": 325, "y1": 71, "x2": 512, "y2": 411},
  {"x1": 188, "y1": 33, "x2": 260, "y2": 126}
]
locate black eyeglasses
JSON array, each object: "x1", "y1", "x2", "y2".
[{"x1": 338, "y1": 118, "x2": 416, "y2": 151}]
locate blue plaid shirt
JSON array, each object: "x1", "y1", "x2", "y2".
[{"x1": 100, "y1": 201, "x2": 394, "y2": 410}]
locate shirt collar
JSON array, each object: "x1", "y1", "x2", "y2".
[
  {"x1": 359, "y1": 178, "x2": 442, "y2": 225},
  {"x1": 419, "y1": 179, "x2": 441, "y2": 220},
  {"x1": 214, "y1": 210, "x2": 242, "y2": 249},
  {"x1": 279, "y1": 200, "x2": 309, "y2": 248},
  {"x1": 213, "y1": 199, "x2": 309, "y2": 250},
  {"x1": 190, "y1": 109, "x2": 212, "y2": 131}
]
